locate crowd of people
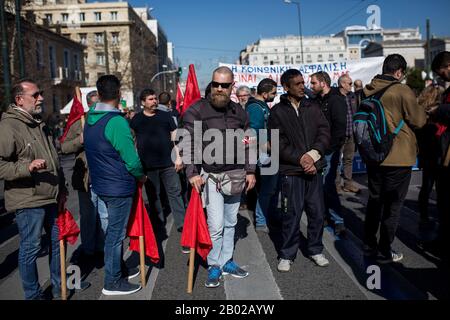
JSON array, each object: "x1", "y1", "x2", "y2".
[{"x1": 0, "y1": 51, "x2": 449, "y2": 299}]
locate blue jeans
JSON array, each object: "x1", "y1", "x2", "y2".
[
  {"x1": 15, "y1": 204, "x2": 60, "y2": 300},
  {"x1": 205, "y1": 179, "x2": 241, "y2": 268},
  {"x1": 99, "y1": 195, "x2": 133, "y2": 286},
  {"x1": 78, "y1": 188, "x2": 108, "y2": 254},
  {"x1": 255, "y1": 172, "x2": 280, "y2": 227},
  {"x1": 323, "y1": 151, "x2": 344, "y2": 225}
]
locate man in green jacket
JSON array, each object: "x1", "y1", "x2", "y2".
[
  {"x1": 0, "y1": 79, "x2": 67, "y2": 300},
  {"x1": 60, "y1": 90, "x2": 108, "y2": 264}
]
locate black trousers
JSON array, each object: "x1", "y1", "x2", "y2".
[
  {"x1": 436, "y1": 166, "x2": 450, "y2": 245},
  {"x1": 418, "y1": 165, "x2": 438, "y2": 219},
  {"x1": 364, "y1": 166, "x2": 412, "y2": 254},
  {"x1": 279, "y1": 174, "x2": 325, "y2": 260}
]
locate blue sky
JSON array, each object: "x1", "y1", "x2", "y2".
[{"x1": 95, "y1": 0, "x2": 450, "y2": 89}]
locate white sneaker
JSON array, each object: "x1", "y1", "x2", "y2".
[
  {"x1": 310, "y1": 254, "x2": 329, "y2": 267},
  {"x1": 277, "y1": 259, "x2": 292, "y2": 272}
]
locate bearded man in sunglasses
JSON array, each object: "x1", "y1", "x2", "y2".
[
  {"x1": 182, "y1": 66, "x2": 256, "y2": 288},
  {"x1": 0, "y1": 79, "x2": 68, "y2": 299}
]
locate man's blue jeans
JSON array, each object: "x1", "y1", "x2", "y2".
[
  {"x1": 78, "y1": 188, "x2": 108, "y2": 254},
  {"x1": 15, "y1": 204, "x2": 60, "y2": 300},
  {"x1": 99, "y1": 195, "x2": 133, "y2": 286},
  {"x1": 205, "y1": 179, "x2": 241, "y2": 268},
  {"x1": 255, "y1": 172, "x2": 280, "y2": 227},
  {"x1": 323, "y1": 151, "x2": 344, "y2": 225}
]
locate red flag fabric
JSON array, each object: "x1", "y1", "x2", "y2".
[
  {"x1": 127, "y1": 184, "x2": 160, "y2": 263},
  {"x1": 59, "y1": 94, "x2": 85, "y2": 143},
  {"x1": 181, "y1": 64, "x2": 201, "y2": 116},
  {"x1": 176, "y1": 82, "x2": 184, "y2": 114},
  {"x1": 180, "y1": 189, "x2": 212, "y2": 261},
  {"x1": 57, "y1": 208, "x2": 80, "y2": 245}
]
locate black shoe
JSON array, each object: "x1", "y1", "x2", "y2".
[
  {"x1": 177, "y1": 226, "x2": 183, "y2": 233},
  {"x1": 102, "y1": 278, "x2": 141, "y2": 296},
  {"x1": 181, "y1": 246, "x2": 190, "y2": 254},
  {"x1": 122, "y1": 267, "x2": 140, "y2": 280},
  {"x1": 378, "y1": 250, "x2": 403, "y2": 263}
]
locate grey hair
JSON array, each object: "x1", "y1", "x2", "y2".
[
  {"x1": 86, "y1": 90, "x2": 98, "y2": 105},
  {"x1": 236, "y1": 85, "x2": 250, "y2": 95},
  {"x1": 338, "y1": 74, "x2": 351, "y2": 87}
]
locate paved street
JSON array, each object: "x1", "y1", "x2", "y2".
[{"x1": 0, "y1": 154, "x2": 448, "y2": 300}]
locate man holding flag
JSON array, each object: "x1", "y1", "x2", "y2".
[
  {"x1": 0, "y1": 79, "x2": 68, "y2": 299},
  {"x1": 182, "y1": 67, "x2": 256, "y2": 288},
  {"x1": 84, "y1": 75, "x2": 147, "y2": 296}
]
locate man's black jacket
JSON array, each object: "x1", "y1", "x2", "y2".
[
  {"x1": 314, "y1": 87, "x2": 347, "y2": 154},
  {"x1": 268, "y1": 94, "x2": 330, "y2": 176}
]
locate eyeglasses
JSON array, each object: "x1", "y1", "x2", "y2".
[
  {"x1": 211, "y1": 81, "x2": 233, "y2": 89},
  {"x1": 20, "y1": 90, "x2": 44, "y2": 99}
]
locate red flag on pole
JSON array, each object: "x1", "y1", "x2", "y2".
[
  {"x1": 127, "y1": 184, "x2": 160, "y2": 263},
  {"x1": 176, "y1": 82, "x2": 184, "y2": 114},
  {"x1": 57, "y1": 208, "x2": 80, "y2": 245},
  {"x1": 180, "y1": 189, "x2": 212, "y2": 261},
  {"x1": 59, "y1": 94, "x2": 85, "y2": 143},
  {"x1": 181, "y1": 64, "x2": 201, "y2": 116}
]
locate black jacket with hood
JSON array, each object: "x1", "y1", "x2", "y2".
[{"x1": 314, "y1": 87, "x2": 348, "y2": 154}]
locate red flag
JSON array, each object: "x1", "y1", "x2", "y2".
[
  {"x1": 176, "y1": 82, "x2": 184, "y2": 114},
  {"x1": 180, "y1": 189, "x2": 212, "y2": 261},
  {"x1": 127, "y1": 184, "x2": 160, "y2": 263},
  {"x1": 57, "y1": 208, "x2": 80, "y2": 245},
  {"x1": 59, "y1": 94, "x2": 85, "y2": 143},
  {"x1": 181, "y1": 64, "x2": 201, "y2": 116}
]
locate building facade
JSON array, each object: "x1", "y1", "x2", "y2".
[
  {"x1": 335, "y1": 26, "x2": 384, "y2": 60},
  {"x1": 240, "y1": 35, "x2": 347, "y2": 66},
  {"x1": 363, "y1": 39, "x2": 425, "y2": 69},
  {"x1": 1, "y1": 11, "x2": 85, "y2": 122},
  {"x1": 134, "y1": 7, "x2": 176, "y2": 95},
  {"x1": 25, "y1": 0, "x2": 159, "y2": 109}
]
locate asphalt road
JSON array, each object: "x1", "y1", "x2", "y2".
[{"x1": 0, "y1": 154, "x2": 448, "y2": 300}]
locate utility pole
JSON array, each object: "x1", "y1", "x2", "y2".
[
  {"x1": 104, "y1": 30, "x2": 110, "y2": 74},
  {"x1": 0, "y1": 0, "x2": 11, "y2": 107},
  {"x1": 15, "y1": 0, "x2": 24, "y2": 77},
  {"x1": 426, "y1": 18, "x2": 431, "y2": 78}
]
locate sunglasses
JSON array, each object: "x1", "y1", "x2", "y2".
[
  {"x1": 21, "y1": 90, "x2": 44, "y2": 99},
  {"x1": 211, "y1": 81, "x2": 233, "y2": 89}
]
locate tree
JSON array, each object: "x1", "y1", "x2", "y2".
[{"x1": 406, "y1": 68, "x2": 425, "y2": 96}]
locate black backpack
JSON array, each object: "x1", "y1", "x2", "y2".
[{"x1": 353, "y1": 83, "x2": 405, "y2": 165}]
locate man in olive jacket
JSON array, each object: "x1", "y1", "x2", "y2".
[
  {"x1": 60, "y1": 90, "x2": 108, "y2": 263},
  {"x1": 362, "y1": 55, "x2": 426, "y2": 263},
  {"x1": 0, "y1": 79, "x2": 67, "y2": 300}
]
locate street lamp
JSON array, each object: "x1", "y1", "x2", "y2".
[{"x1": 284, "y1": 0, "x2": 304, "y2": 64}]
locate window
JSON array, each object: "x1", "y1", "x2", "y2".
[
  {"x1": 263, "y1": 56, "x2": 268, "y2": 60},
  {"x1": 326, "y1": 39, "x2": 330, "y2": 44},
  {"x1": 36, "y1": 40, "x2": 44, "y2": 68},
  {"x1": 63, "y1": 50, "x2": 70, "y2": 69},
  {"x1": 94, "y1": 12, "x2": 102, "y2": 21},
  {"x1": 339, "y1": 53, "x2": 344, "y2": 58},
  {"x1": 73, "y1": 53, "x2": 79, "y2": 71},
  {"x1": 329, "y1": 54, "x2": 334, "y2": 59},
  {"x1": 79, "y1": 33, "x2": 87, "y2": 45},
  {"x1": 110, "y1": 11, "x2": 118, "y2": 21},
  {"x1": 52, "y1": 94, "x2": 59, "y2": 113},
  {"x1": 112, "y1": 32, "x2": 119, "y2": 45},
  {"x1": 113, "y1": 51, "x2": 120, "y2": 64},
  {"x1": 284, "y1": 48, "x2": 289, "y2": 52},
  {"x1": 45, "y1": 14, "x2": 52, "y2": 23},
  {"x1": 85, "y1": 73, "x2": 89, "y2": 83},
  {"x1": 79, "y1": 13, "x2": 85, "y2": 22},
  {"x1": 95, "y1": 33, "x2": 104, "y2": 45},
  {"x1": 62, "y1": 13, "x2": 68, "y2": 22},
  {"x1": 96, "y1": 53, "x2": 105, "y2": 65},
  {"x1": 49, "y1": 45, "x2": 56, "y2": 78},
  {"x1": 84, "y1": 53, "x2": 88, "y2": 65}
]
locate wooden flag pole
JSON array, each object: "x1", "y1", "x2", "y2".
[
  {"x1": 139, "y1": 235, "x2": 146, "y2": 287},
  {"x1": 59, "y1": 240, "x2": 67, "y2": 300},
  {"x1": 187, "y1": 248, "x2": 195, "y2": 293}
]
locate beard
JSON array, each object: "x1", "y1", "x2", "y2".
[
  {"x1": 210, "y1": 92, "x2": 230, "y2": 108},
  {"x1": 30, "y1": 104, "x2": 43, "y2": 115}
]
